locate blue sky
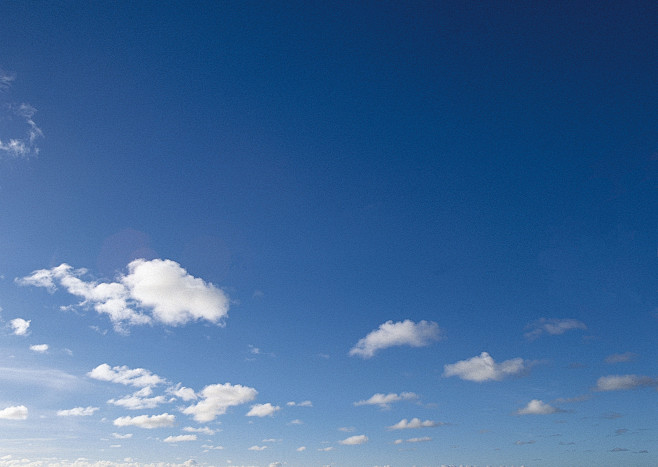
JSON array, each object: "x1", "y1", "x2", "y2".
[{"x1": 0, "y1": 1, "x2": 656, "y2": 466}]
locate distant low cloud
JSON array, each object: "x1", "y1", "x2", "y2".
[
  {"x1": 594, "y1": 374, "x2": 658, "y2": 391},
  {"x1": 246, "y1": 403, "x2": 280, "y2": 417},
  {"x1": 516, "y1": 399, "x2": 563, "y2": 415},
  {"x1": 17, "y1": 259, "x2": 229, "y2": 332},
  {"x1": 349, "y1": 320, "x2": 440, "y2": 358},
  {"x1": 339, "y1": 434, "x2": 368, "y2": 445},
  {"x1": 605, "y1": 352, "x2": 636, "y2": 364},
  {"x1": 113, "y1": 413, "x2": 175, "y2": 429},
  {"x1": 524, "y1": 318, "x2": 586, "y2": 340},
  {"x1": 443, "y1": 352, "x2": 526, "y2": 382},
  {"x1": 57, "y1": 406, "x2": 99, "y2": 416},
  {"x1": 9, "y1": 318, "x2": 30, "y2": 336},
  {"x1": 164, "y1": 434, "x2": 197, "y2": 443},
  {"x1": 29, "y1": 344, "x2": 48, "y2": 353},
  {"x1": 88, "y1": 364, "x2": 165, "y2": 388},
  {"x1": 182, "y1": 382, "x2": 257, "y2": 422},
  {"x1": 0, "y1": 405, "x2": 28, "y2": 420},
  {"x1": 388, "y1": 418, "x2": 440, "y2": 430},
  {"x1": 354, "y1": 392, "x2": 418, "y2": 409}
]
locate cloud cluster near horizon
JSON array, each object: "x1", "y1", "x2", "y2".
[{"x1": 17, "y1": 259, "x2": 229, "y2": 332}]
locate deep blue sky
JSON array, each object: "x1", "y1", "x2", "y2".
[{"x1": 0, "y1": 2, "x2": 656, "y2": 466}]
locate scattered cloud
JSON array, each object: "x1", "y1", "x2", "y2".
[
  {"x1": 515, "y1": 440, "x2": 536, "y2": 445},
  {"x1": 287, "y1": 400, "x2": 312, "y2": 407},
  {"x1": 246, "y1": 403, "x2": 280, "y2": 417},
  {"x1": 318, "y1": 446, "x2": 334, "y2": 451},
  {"x1": 339, "y1": 435, "x2": 368, "y2": 445},
  {"x1": 388, "y1": 418, "x2": 440, "y2": 430},
  {"x1": 406, "y1": 436, "x2": 432, "y2": 443},
  {"x1": 167, "y1": 383, "x2": 197, "y2": 401},
  {"x1": 594, "y1": 375, "x2": 658, "y2": 391},
  {"x1": 288, "y1": 419, "x2": 303, "y2": 425},
  {"x1": 296, "y1": 446, "x2": 306, "y2": 452},
  {"x1": 524, "y1": 318, "x2": 586, "y2": 340},
  {"x1": 164, "y1": 434, "x2": 197, "y2": 443},
  {"x1": 0, "y1": 405, "x2": 28, "y2": 420},
  {"x1": 112, "y1": 433, "x2": 133, "y2": 439},
  {"x1": 605, "y1": 352, "x2": 636, "y2": 364},
  {"x1": 349, "y1": 320, "x2": 440, "y2": 358},
  {"x1": 443, "y1": 352, "x2": 526, "y2": 382},
  {"x1": 29, "y1": 344, "x2": 48, "y2": 353},
  {"x1": 201, "y1": 444, "x2": 224, "y2": 450},
  {"x1": 0, "y1": 366, "x2": 79, "y2": 390},
  {"x1": 516, "y1": 400, "x2": 563, "y2": 415},
  {"x1": 88, "y1": 364, "x2": 165, "y2": 388},
  {"x1": 9, "y1": 318, "x2": 30, "y2": 336},
  {"x1": 248, "y1": 445, "x2": 267, "y2": 451},
  {"x1": 17, "y1": 259, "x2": 229, "y2": 332},
  {"x1": 183, "y1": 426, "x2": 216, "y2": 435},
  {"x1": 0, "y1": 71, "x2": 43, "y2": 158},
  {"x1": 182, "y1": 383, "x2": 257, "y2": 422},
  {"x1": 610, "y1": 447, "x2": 629, "y2": 452},
  {"x1": 354, "y1": 392, "x2": 418, "y2": 409},
  {"x1": 113, "y1": 413, "x2": 175, "y2": 429},
  {"x1": 338, "y1": 426, "x2": 355, "y2": 432},
  {"x1": 57, "y1": 406, "x2": 99, "y2": 416},
  {"x1": 108, "y1": 387, "x2": 166, "y2": 410}
]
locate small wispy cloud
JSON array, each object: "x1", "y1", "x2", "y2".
[
  {"x1": 354, "y1": 392, "x2": 418, "y2": 409},
  {"x1": 0, "y1": 70, "x2": 43, "y2": 158},
  {"x1": 349, "y1": 320, "x2": 440, "y2": 358},
  {"x1": 524, "y1": 318, "x2": 586, "y2": 340},
  {"x1": 605, "y1": 352, "x2": 636, "y2": 364},
  {"x1": 388, "y1": 418, "x2": 442, "y2": 430},
  {"x1": 594, "y1": 374, "x2": 658, "y2": 391},
  {"x1": 57, "y1": 406, "x2": 99, "y2": 417}
]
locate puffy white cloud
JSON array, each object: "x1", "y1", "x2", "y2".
[
  {"x1": 296, "y1": 446, "x2": 306, "y2": 452},
  {"x1": 516, "y1": 399, "x2": 562, "y2": 415},
  {"x1": 0, "y1": 405, "x2": 28, "y2": 420},
  {"x1": 113, "y1": 413, "x2": 175, "y2": 429},
  {"x1": 168, "y1": 384, "x2": 197, "y2": 401},
  {"x1": 248, "y1": 445, "x2": 267, "y2": 451},
  {"x1": 182, "y1": 383, "x2": 257, "y2": 422},
  {"x1": 605, "y1": 352, "x2": 636, "y2": 364},
  {"x1": 9, "y1": 318, "x2": 30, "y2": 336},
  {"x1": 594, "y1": 375, "x2": 658, "y2": 391},
  {"x1": 17, "y1": 259, "x2": 229, "y2": 331},
  {"x1": 111, "y1": 433, "x2": 133, "y2": 439},
  {"x1": 349, "y1": 320, "x2": 440, "y2": 358},
  {"x1": 164, "y1": 434, "x2": 197, "y2": 443},
  {"x1": 246, "y1": 403, "x2": 280, "y2": 417},
  {"x1": 29, "y1": 344, "x2": 48, "y2": 353},
  {"x1": 388, "y1": 418, "x2": 439, "y2": 430},
  {"x1": 108, "y1": 387, "x2": 166, "y2": 410},
  {"x1": 354, "y1": 392, "x2": 418, "y2": 409},
  {"x1": 183, "y1": 426, "x2": 216, "y2": 435},
  {"x1": 524, "y1": 318, "x2": 586, "y2": 340},
  {"x1": 339, "y1": 435, "x2": 368, "y2": 445},
  {"x1": 443, "y1": 352, "x2": 526, "y2": 382},
  {"x1": 87, "y1": 364, "x2": 165, "y2": 388},
  {"x1": 57, "y1": 406, "x2": 99, "y2": 416}
]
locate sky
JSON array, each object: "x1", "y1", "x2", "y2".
[{"x1": 0, "y1": 1, "x2": 656, "y2": 466}]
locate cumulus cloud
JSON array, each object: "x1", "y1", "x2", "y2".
[
  {"x1": 57, "y1": 406, "x2": 99, "y2": 416},
  {"x1": 443, "y1": 352, "x2": 526, "y2": 382},
  {"x1": 9, "y1": 318, "x2": 30, "y2": 336},
  {"x1": 182, "y1": 383, "x2": 257, "y2": 422},
  {"x1": 0, "y1": 405, "x2": 28, "y2": 420},
  {"x1": 108, "y1": 387, "x2": 166, "y2": 410},
  {"x1": 167, "y1": 383, "x2": 197, "y2": 401},
  {"x1": 388, "y1": 418, "x2": 440, "y2": 430},
  {"x1": 248, "y1": 445, "x2": 267, "y2": 451},
  {"x1": 29, "y1": 344, "x2": 48, "y2": 353},
  {"x1": 164, "y1": 434, "x2": 197, "y2": 443},
  {"x1": 339, "y1": 435, "x2": 368, "y2": 445},
  {"x1": 594, "y1": 375, "x2": 658, "y2": 391},
  {"x1": 354, "y1": 392, "x2": 418, "y2": 409},
  {"x1": 349, "y1": 320, "x2": 440, "y2": 358},
  {"x1": 605, "y1": 352, "x2": 636, "y2": 364},
  {"x1": 524, "y1": 318, "x2": 586, "y2": 340},
  {"x1": 87, "y1": 363, "x2": 165, "y2": 388},
  {"x1": 17, "y1": 259, "x2": 229, "y2": 332},
  {"x1": 113, "y1": 413, "x2": 175, "y2": 429},
  {"x1": 516, "y1": 399, "x2": 563, "y2": 415},
  {"x1": 246, "y1": 403, "x2": 280, "y2": 417}
]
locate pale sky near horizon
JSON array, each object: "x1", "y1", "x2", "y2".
[{"x1": 0, "y1": 2, "x2": 656, "y2": 467}]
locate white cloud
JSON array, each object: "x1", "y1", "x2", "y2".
[
  {"x1": 288, "y1": 419, "x2": 303, "y2": 425},
  {"x1": 318, "y1": 446, "x2": 334, "y2": 451},
  {"x1": 113, "y1": 413, "x2": 175, "y2": 429},
  {"x1": 0, "y1": 405, "x2": 28, "y2": 420},
  {"x1": 524, "y1": 318, "x2": 586, "y2": 340},
  {"x1": 605, "y1": 352, "x2": 636, "y2": 364},
  {"x1": 9, "y1": 318, "x2": 30, "y2": 336},
  {"x1": 339, "y1": 435, "x2": 368, "y2": 445},
  {"x1": 406, "y1": 436, "x2": 432, "y2": 443},
  {"x1": 248, "y1": 445, "x2": 267, "y2": 451},
  {"x1": 88, "y1": 363, "x2": 165, "y2": 388},
  {"x1": 388, "y1": 418, "x2": 439, "y2": 430},
  {"x1": 0, "y1": 79, "x2": 43, "y2": 159},
  {"x1": 108, "y1": 387, "x2": 166, "y2": 410},
  {"x1": 349, "y1": 320, "x2": 440, "y2": 358},
  {"x1": 201, "y1": 444, "x2": 224, "y2": 450},
  {"x1": 183, "y1": 426, "x2": 216, "y2": 435},
  {"x1": 167, "y1": 383, "x2": 197, "y2": 401},
  {"x1": 164, "y1": 434, "x2": 197, "y2": 443},
  {"x1": 443, "y1": 352, "x2": 526, "y2": 382},
  {"x1": 29, "y1": 344, "x2": 48, "y2": 353},
  {"x1": 516, "y1": 399, "x2": 561, "y2": 415},
  {"x1": 268, "y1": 463, "x2": 282, "y2": 467},
  {"x1": 17, "y1": 259, "x2": 229, "y2": 331},
  {"x1": 296, "y1": 446, "x2": 306, "y2": 452},
  {"x1": 287, "y1": 400, "x2": 312, "y2": 407},
  {"x1": 594, "y1": 374, "x2": 658, "y2": 391},
  {"x1": 0, "y1": 366, "x2": 79, "y2": 390},
  {"x1": 354, "y1": 392, "x2": 418, "y2": 409},
  {"x1": 57, "y1": 406, "x2": 99, "y2": 416},
  {"x1": 182, "y1": 383, "x2": 257, "y2": 422},
  {"x1": 112, "y1": 433, "x2": 133, "y2": 439},
  {"x1": 246, "y1": 403, "x2": 280, "y2": 417}
]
